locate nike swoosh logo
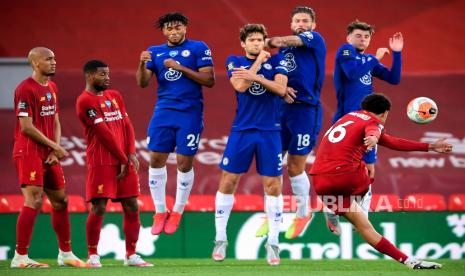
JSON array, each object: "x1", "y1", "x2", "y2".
[
  {"x1": 191, "y1": 147, "x2": 198, "y2": 150},
  {"x1": 297, "y1": 146, "x2": 307, "y2": 150},
  {"x1": 156, "y1": 53, "x2": 165, "y2": 57}
]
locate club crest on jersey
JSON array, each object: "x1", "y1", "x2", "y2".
[
  {"x1": 284, "y1": 53, "x2": 297, "y2": 72},
  {"x1": 46, "y1": 92, "x2": 52, "y2": 101},
  {"x1": 359, "y1": 71, "x2": 372, "y2": 85},
  {"x1": 248, "y1": 74, "x2": 267, "y2": 95},
  {"x1": 169, "y1": 50, "x2": 178, "y2": 57},
  {"x1": 111, "y1": 99, "x2": 119, "y2": 108},
  {"x1": 105, "y1": 100, "x2": 112, "y2": 107},
  {"x1": 263, "y1": 63, "x2": 272, "y2": 70},
  {"x1": 181, "y1": 50, "x2": 190, "y2": 57}
]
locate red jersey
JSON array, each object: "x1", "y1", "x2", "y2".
[
  {"x1": 13, "y1": 77, "x2": 59, "y2": 159},
  {"x1": 310, "y1": 110, "x2": 429, "y2": 175},
  {"x1": 76, "y1": 89, "x2": 134, "y2": 167}
]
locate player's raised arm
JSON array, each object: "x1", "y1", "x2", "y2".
[
  {"x1": 372, "y1": 33, "x2": 403, "y2": 85},
  {"x1": 229, "y1": 50, "x2": 270, "y2": 93},
  {"x1": 136, "y1": 50, "x2": 154, "y2": 88}
]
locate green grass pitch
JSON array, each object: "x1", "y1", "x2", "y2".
[{"x1": 1, "y1": 259, "x2": 464, "y2": 275}]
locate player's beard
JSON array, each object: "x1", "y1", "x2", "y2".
[
  {"x1": 93, "y1": 84, "x2": 107, "y2": 92},
  {"x1": 45, "y1": 72, "x2": 55, "y2": 76}
]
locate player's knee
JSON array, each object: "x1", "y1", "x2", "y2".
[
  {"x1": 30, "y1": 196, "x2": 43, "y2": 210},
  {"x1": 177, "y1": 159, "x2": 193, "y2": 172},
  {"x1": 91, "y1": 203, "x2": 107, "y2": 215},
  {"x1": 149, "y1": 153, "x2": 168, "y2": 168},
  {"x1": 122, "y1": 198, "x2": 139, "y2": 213},
  {"x1": 50, "y1": 196, "x2": 68, "y2": 211},
  {"x1": 264, "y1": 183, "x2": 282, "y2": 196},
  {"x1": 286, "y1": 160, "x2": 305, "y2": 177}
]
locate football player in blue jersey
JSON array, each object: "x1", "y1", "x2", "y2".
[
  {"x1": 212, "y1": 24, "x2": 288, "y2": 266},
  {"x1": 256, "y1": 6, "x2": 327, "y2": 240},
  {"x1": 136, "y1": 12, "x2": 215, "y2": 235},
  {"x1": 327, "y1": 20, "x2": 403, "y2": 235}
]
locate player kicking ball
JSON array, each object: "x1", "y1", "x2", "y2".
[
  {"x1": 309, "y1": 94, "x2": 451, "y2": 269},
  {"x1": 76, "y1": 60, "x2": 152, "y2": 267}
]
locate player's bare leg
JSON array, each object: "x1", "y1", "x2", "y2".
[
  {"x1": 263, "y1": 176, "x2": 283, "y2": 265},
  {"x1": 148, "y1": 151, "x2": 170, "y2": 235},
  {"x1": 165, "y1": 154, "x2": 195, "y2": 234},
  {"x1": 284, "y1": 154, "x2": 314, "y2": 239},
  {"x1": 11, "y1": 186, "x2": 49, "y2": 268},
  {"x1": 212, "y1": 171, "x2": 240, "y2": 261},
  {"x1": 343, "y1": 200, "x2": 441, "y2": 269},
  {"x1": 45, "y1": 188, "x2": 86, "y2": 267},
  {"x1": 86, "y1": 198, "x2": 107, "y2": 268},
  {"x1": 121, "y1": 197, "x2": 153, "y2": 267}
]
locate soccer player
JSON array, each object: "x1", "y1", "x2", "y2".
[
  {"x1": 310, "y1": 94, "x2": 451, "y2": 269},
  {"x1": 328, "y1": 21, "x2": 403, "y2": 234},
  {"x1": 212, "y1": 24, "x2": 288, "y2": 266},
  {"x1": 76, "y1": 60, "x2": 152, "y2": 267},
  {"x1": 136, "y1": 12, "x2": 215, "y2": 235},
  {"x1": 257, "y1": 6, "x2": 327, "y2": 239},
  {"x1": 11, "y1": 47, "x2": 86, "y2": 268}
]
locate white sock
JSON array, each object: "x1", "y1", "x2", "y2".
[
  {"x1": 290, "y1": 172, "x2": 310, "y2": 218},
  {"x1": 173, "y1": 168, "x2": 194, "y2": 213},
  {"x1": 215, "y1": 191, "x2": 234, "y2": 241},
  {"x1": 149, "y1": 167, "x2": 167, "y2": 213},
  {"x1": 359, "y1": 185, "x2": 372, "y2": 217},
  {"x1": 265, "y1": 194, "x2": 283, "y2": 246}
]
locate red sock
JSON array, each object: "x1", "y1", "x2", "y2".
[
  {"x1": 86, "y1": 212, "x2": 104, "y2": 256},
  {"x1": 16, "y1": 206, "x2": 39, "y2": 255},
  {"x1": 51, "y1": 208, "x2": 71, "y2": 252},
  {"x1": 375, "y1": 237, "x2": 408, "y2": 263},
  {"x1": 123, "y1": 211, "x2": 140, "y2": 258}
]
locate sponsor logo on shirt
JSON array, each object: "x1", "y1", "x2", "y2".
[
  {"x1": 156, "y1": 52, "x2": 165, "y2": 57},
  {"x1": 284, "y1": 53, "x2": 297, "y2": 72},
  {"x1": 103, "y1": 110, "x2": 123, "y2": 122},
  {"x1": 205, "y1": 49, "x2": 211, "y2": 56},
  {"x1": 359, "y1": 71, "x2": 372, "y2": 85},
  {"x1": 349, "y1": 112, "x2": 371, "y2": 120},
  {"x1": 248, "y1": 74, "x2": 267, "y2": 95},
  {"x1": 164, "y1": 68, "x2": 183, "y2": 81},
  {"x1": 169, "y1": 50, "x2": 178, "y2": 57},
  {"x1": 181, "y1": 50, "x2": 190, "y2": 57},
  {"x1": 301, "y1": 31, "x2": 313, "y2": 40},
  {"x1": 40, "y1": 105, "x2": 56, "y2": 116}
]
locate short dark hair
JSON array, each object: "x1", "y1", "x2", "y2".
[
  {"x1": 156, "y1": 12, "x2": 188, "y2": 29},
  {"x1": 361, "y1": 94, "x2": 391, "y2": 114},
  {"x1": 291, "y1": 6, "x2": 316, "y2": 21},
  {"x1": 347, "y1": 20, "x2": 374, "y2": 35},
  {"x1": 83, "y1": 60, "x2": 108, "y2": 73},
  {"x1": 239, "y1": 24, "x2": 267, "y2": 42}
]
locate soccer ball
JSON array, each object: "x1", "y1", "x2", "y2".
[{"x1": 406, "y1": 97, "x2": 438, "y2": 124}]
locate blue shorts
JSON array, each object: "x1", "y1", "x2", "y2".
[
  {"x1": 281, "y1": 102, "x2": 322, "y2": 155},
  {"x1": 220, "y1": 130, "x2": 282, "y2": 177},
  {"x1": 363, "y1": 146, "x2": 377, "y2": 164},
  {"x1": 147, "y1": 108, "x2": 203, "y2": 156}
]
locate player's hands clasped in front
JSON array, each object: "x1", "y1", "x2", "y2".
[
  {"x1": 129, "y1": 153, "x2": 139, "y2": 172},
  {"x1": 389, "y1": 32, "x2": 403, "y2": 52},
  {"x1": 164, "y1": 58, "x2": 182, "y2": 71},
  {"x1": 429, "y1": 138, "x2": 453, "y2": 153},
  {"x1": 140, "y1": 51, "x2": 152, "y2": 64},
  {"x1": 283, "y1": 87, "x2": 297, "y2": 104},
  {"x1": 364, "y1": 135, "x2": 379, "y2": 151},
  {"x1": 45, "y1": 152, "x2": 59, "y2": 166},
  {"x1": 53, "y1": 145, "x2": 69, "y2": 159}
]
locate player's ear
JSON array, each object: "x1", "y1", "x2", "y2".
[
  {"x1": 240, "y1": 41, "x2": 246, "y2": 49},
  {"x1": 311, "y1": 22, "x2": 316, "y2": 31}
]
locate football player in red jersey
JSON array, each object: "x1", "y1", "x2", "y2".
[
  {"x1": 76, "y1": 60, "x2": 152, "y2": 267},
  {"x1": 11, "y1": 47, "x2": 86, "y2": 268},
  {"x1": 310, "y1": 94, "x2": 452, "y2": 269}
]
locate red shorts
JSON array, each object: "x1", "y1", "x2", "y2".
[
  {"x1": 86, "y1": 165, "x2": 140, "y2": 202},
  {"x1": 311, "y1": 166, "x2": 371, "y2": 214},
  {"x1": 14, "y1": 156, "x2": 65, "y2": 190}
]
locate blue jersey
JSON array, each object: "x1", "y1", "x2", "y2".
[
  {"x1": 333, "y1": 43, "x2": 402, "y2": 122},
  {"x1": 146, "y1": 39, "x2": 213, "y2": 111},
  {"x1": 279, "y1": 31, "x2": 326, "y2": 105},
  {"x1": 226, "y1": 54, "x2": 288, "y2": 132}
]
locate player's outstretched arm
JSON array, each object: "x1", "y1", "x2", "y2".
[
  {"x1": 266, "y1": 36, "x2": 304, "y2": 48},
  {"x1": 136, "y1": 51, "x2": 154, "y2": 88},
  {"x1": 163, "y1": 58, "x2": 215, "y2": 87},
  {"x1": 19, "y1": 116, "x2": 68, "y2": 159},
  {"x1": 428, "y1": 138, "x2": 453, "y2": 153}
]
